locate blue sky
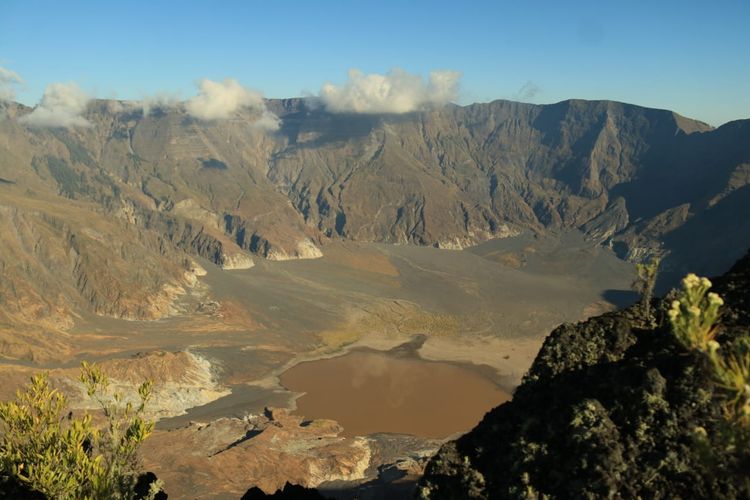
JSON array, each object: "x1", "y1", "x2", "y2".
[{"x1": 1, "y1": 0, "x2": 748, "y2": 125}]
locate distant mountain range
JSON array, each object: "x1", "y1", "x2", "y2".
[{"x1": 0, "y1": 97, "x2": 748, "y2": 337}]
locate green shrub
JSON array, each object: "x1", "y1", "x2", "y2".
[{"x1": 0, "y1": 363, "x2": 156, "y2": 499}]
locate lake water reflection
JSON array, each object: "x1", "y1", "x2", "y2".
[{"x1": 280, "y1": 349, "x2": 511, "y2": 438}]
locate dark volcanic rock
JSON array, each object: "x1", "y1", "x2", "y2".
[
  {"x1": 242, "y1": 482, "x2": 330, "y2": 499},
  {"x1": 419, "y1": 251, "x2": 750, "y2": 499},
  {"x1": 134, "y1": 472, "x2": 168, "y2": 499},
  {"x1": 0, "y1": 474, "x2": 46, "y2": 499}
]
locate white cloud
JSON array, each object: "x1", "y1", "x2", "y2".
[
  {"x1": 318, "y1": 69, "x2": 461, "y2": 114},
  {"x1": 186, "y1": 79, "x2": 257, "y2": 116},
  {"x1": 20, "y1": 82, "x2": 91, "y2": 128},
  {"x1": 185, "y1": 78, "x2": 280, "y2": 130},
  {"x1": 0, "y1": 66, "x2": 23, "y2": 101},
  {"x1": 252, "y1": 109, "x2": 281, "y2": 131},
  {"x1": 139, "y1": 91, "x2": 181, "y2": 116}
]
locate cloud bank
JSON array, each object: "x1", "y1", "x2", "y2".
[
  {"x1": 185, "y1": 78, "x2": 280, "y2": 130},
  {"x1": 20, "y1": 82, "x2": 91, "y2": 128},
  {"x1": 0, "y1": 66, "x2": 23, "y2": 101},
  {"x1": 318, "y1": 69, "x2": 461, "y2": 114}
]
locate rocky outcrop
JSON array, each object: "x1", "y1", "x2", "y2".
[
  {"x1": 419, "y1": 250, "x2": 750, "y2": 498},
  {"x1": 141, "y1": 408, "x2": 373, "y2": 498},
  {"x1": 223, "y1": 214, "x2": 323, "y2": 261}
]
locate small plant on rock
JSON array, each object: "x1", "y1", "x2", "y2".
[
  {"x1": 633, "y1": 255, "x2": 661, "y2": 321},
  {"x1": 668, "y1": 272, "x2": 749, "y2": 485},
  {"x1": 668, "y1": 273, "x2": 749, "y2": 429},
  {"x1": 667, "y1": 273, "x2": 723, "y2": 351}
]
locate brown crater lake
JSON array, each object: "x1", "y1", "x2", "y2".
[{"x1": 280, "y1": 350, "x2": 511, "y2": 438}]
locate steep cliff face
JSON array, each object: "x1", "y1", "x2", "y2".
[
  {"x1": 4, "y1": 98, "x2": 748, "y2": 267},
  {"x1": 268, "y1": 99, "x2": 716, "y2": 248},
  {"x1": 1, "y1": 98, "x2": 749, "y2": 335},
  {"x1": 4, "y1": 98, "x2": 748, "y2": 265},
  {"x1": 419, "y1": 251, "x2": 750, "y2": 499},
  {"x1": 270, "y1": 100, "x2": 750, "y2": 278}
]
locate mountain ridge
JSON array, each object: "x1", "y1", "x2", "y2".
[{"x1": 0, "y1": 97, "x2": 748, "y2": 342}]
